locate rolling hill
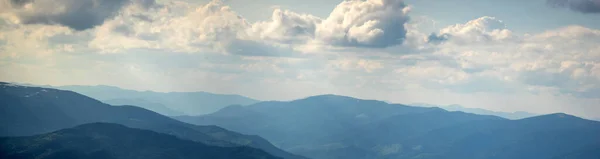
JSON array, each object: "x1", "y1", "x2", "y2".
[
  {"x1": 0, "y1": 82, "x2": 304, "y2": 159},
  {"x1": 0, "y1": 123, "x2": 280, "y2": 159},
  {"x1": 410, "y1": 103, "x2": 537, "y2": 120},
  {"x1": 176, "y1": 94, "x2": 600, "y2": 159},
  {"x1": 51, "y1": 84, "x2": 259, "y2": 115}
]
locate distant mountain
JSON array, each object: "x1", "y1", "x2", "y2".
[
  {"x1": 176, "y1": 94, "x2": 600, "y2": 159},
  {"x1": 49, "y1": 85, "x2": 259, "y2": 115},
  {"x1": 103, "y1": 98, "x2": 184, "y2": 116},
  {"x1": 0, "y1": 123, "x2": 280, "y2": 159},
  {"x1": 402, "y1": 113, "x2": 600, "y2": 159},
  {"x1": 176, "y1": 95, "x2": 502, "y2": 159},
  {"x1": 0, "y1": 82, "x2": 305, "y2": 159},
  {"x1": 411, "y1": 103, "x2": 537, "y2": 119}
]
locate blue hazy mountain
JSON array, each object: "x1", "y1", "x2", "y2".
[
  {"x1": 176, "y1": 94, "x2": 600, "y2": 159},
  {"x1": 175, "y1": 95, "x2": 502, "y2": 159},
  {"x1": 0, "y1": 123, "x2": 280, "y2": 159},
  {"x1": 48, "y1": 84, "x2": 259, "y2": 115},
  {"x1": 103, "y1": 98, "x2": 185, "y2": 116},
  {"x1": 0, "y1": 82, "x2": 305, "y2": 159},
  {"x1": 411, "y1": 103, "x2": 537, "y2": 119},
  {"x1": 402, "y1": 113, "x2": 600, "y2": 159}
]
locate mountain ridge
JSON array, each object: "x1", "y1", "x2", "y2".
[
  {"x1": 411, "y1": 103, "x2": 538, "y2": 120},
  {"x1": 18, "y1": 83, "x2": 261, "y2": 116},
  {"x1": 176, "y1": 95, "x2": 502, "y2": 159},
  {"x1": 0, "y1": 123, "x2": 281, "y2": 159},
  {"x1": 177, "y1": 94, "x2": 600, "y2": 159},
  {"x1": 0, "y1": 82, "x2": 306, "y2": 159}
]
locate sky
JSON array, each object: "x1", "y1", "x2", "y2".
[{"x1": 1, "y1": 0, "x2": 600, "y2": 119}]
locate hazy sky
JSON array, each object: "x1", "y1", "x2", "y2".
[{"x1": 1, "y1": 0, "x2": 600, "y2": 118}]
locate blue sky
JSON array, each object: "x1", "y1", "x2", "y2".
[{"x1": 1, "y1": 0, "x2": 600, "y2": 119}]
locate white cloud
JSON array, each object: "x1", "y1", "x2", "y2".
[
  {"x1": 429, "y1": 17, "x2": 600, "y2": 98},
  {"x1": 428, "y1": 16, "x2": 514, "y2": 44},
  {"x1": 90, "y1": 0, "x2": 247, "y2": 53},
  {"x1": 0, "y1": 18, "x2": 75, "y2": 58},
  {"x1": 88, "y1": 0, "x2": 303, "y2": 57},
  {"x1": 83, "y1": 0, "x2": 419, "y2": 55},
  {"x1": 249, "y1": 9, "x2": 322, "y2": 44},
  {"x1": 315, "y1": 0, "x2": 411, "y2": 48}
]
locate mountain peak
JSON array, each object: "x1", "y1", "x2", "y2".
[
  {"x1": 300, "y1": 94, "x2": 363, "y2": 102},
  {"x1": 520, "y1": 112, "x2": 584, "y2": 122},
  {"x1": 543, "y1": 113, "x2": 579, "y2": 118}
]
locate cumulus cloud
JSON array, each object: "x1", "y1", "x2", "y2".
[
  {"x1": 248, "y1": 0, "x2": 414, "y2": 49},
  {"x1": 430, "y1": 21, "x2": 600, "y2": 98},
  {"x1": 516, "y1": 26, "x2": 600, "y2": 95},
  {"x1": 90, "y1": 0, "x2": 245, "y2": 53},
  {"x1": 250, "y1": 9, "x2": 322, "y2": 44},
  {"x1": 547, "y1": 0, "x2": 600, "y2": 13},
  {"x1": 315, "y1": 0, "x2": 411, "y2": 48},
  {"x1": 0, "y1": 0, "x2": 156, "y2": 30},
  {"x1": 88, "y1": 0, "x2": 301, "y2": 57},
  {"x1": 427, "y1": 16, "x2": 514, "y2": 44},
  {"x1": 0, "y1": 18, "x2": 76, "y2": 57},
  {"x1": 67, "y1": 0, "x2": 418, "y2": 55}
]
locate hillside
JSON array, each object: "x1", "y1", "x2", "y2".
[
  {"x1": 0, "y1": 123, "x2": 279, "y2": 159},
  {"x1": 52, "y1": 85, "x2": 259, "y2": 115},
  {"x1": 0, "y1": 82, "x2": 304, "y2": 159},
  {"x1": 177, "y1": 95, "x2": 600, "y2": 159}
]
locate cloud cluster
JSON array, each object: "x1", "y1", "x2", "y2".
[
  {"x1": 515, "y1": 26, "x2": 600, "y2": 97},
  {"x1": 0, "y1": 18, "x2": 77, "y2": 58},
  {"x1": 90, "y1": 0, "x2": 253, "y2": 54},
  {"x1": 1, "y1": 0, "x2": 416, "y2": 56},
  {"x1": 428, "y1": 20, "x2": 600, "y2": 98},
  {"x1": 427, "y1": 16, "x2": 513, "y2": 44},
  {"x1": 547, "y1": 0, "x2": 600, "y2": 13},
  {"x1": 250, "y1": 9, "x2": 322, "y2": 44},
  {"x1": 87, "y1": 0, "x2": 416, "y2": 55},
  {"x1": 315, "y1": 0, "x2": 411, "y2": 48},
  {"x1": 0, "y1": 0, "x2": 156, "y2": 30},
  {"x1": 249, "y1": 0, "x2": 414, "y2": 49}
]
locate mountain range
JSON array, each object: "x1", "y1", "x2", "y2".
[
  {"x1": 1, "y1": 123, "x2": 280, "y2": 159},
  {"x1": 0, "y1": 82, "x2": 304, "y2": 159},
  {"x1": 3, "y1": 82, "x2": 600, "y2": 159},
  {"x1": 176, "y1": 95, "x2": 600, "y2": 159},
  {"x1": 34, "y1": 84, "x2": 260, "y2": 116},
  {"x1": 411, "y1": 103, "x2": 538, "y2": 120}
]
